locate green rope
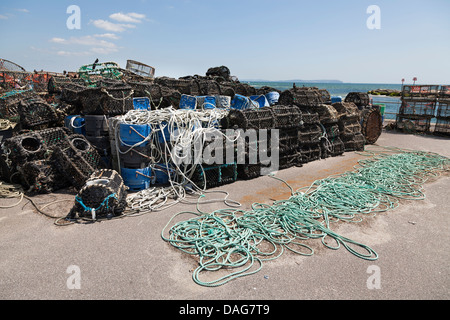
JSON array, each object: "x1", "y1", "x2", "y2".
[{"x1": 161, "y1": 147, "x2": 450, "y2": 287}]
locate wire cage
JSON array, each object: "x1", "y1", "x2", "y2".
[
  {"x1": 433, "y1": 118, "x2": 450, "y2": 136},
  {"x1": 344, "y1": 92, "x2": 370, "y2": 108},
  {"x1": 399, "y1": 100, "x2": 436, "y2": 117},
  {"x1": 396, "y1": 115, "x2": 432, "y2": 133},
  {"x1": 126, "y1": 60, "x2": 155, "y2": 79},
  {"x1": 402, "y1": 85, "x2": 440, "y2": 99},
  {"x1": 436, "y1": 100, "x2": 450, "y2": 118},
  {"x1": 20, "y1": 159, "x2": 70, "y2": 194},
  {"x1": 270, "y1": 105, "x2": 302, "y2": 129}
]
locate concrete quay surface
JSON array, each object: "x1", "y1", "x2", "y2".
[{"x1": 0, "y1": 130, "x2": 449, "y2": 301}]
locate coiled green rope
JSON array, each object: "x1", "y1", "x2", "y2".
[{"x1": 162, "y1": 147, "x2": 450, "y2": 287}]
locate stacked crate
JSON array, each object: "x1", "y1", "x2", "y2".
[
  {"x1": 434, "y1": 86, "x2": 450, "y2": 136},
  {"x1": 396, "y1": 85, "x2": 439, "y2": 134}
]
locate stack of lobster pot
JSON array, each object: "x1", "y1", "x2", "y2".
[
  {"x1": 296, "y1": 108, "x2": 322, "y2": 164},
  {"x1": 312, "y1": 104, "x2": 345, "y2": 159},
  {"x1": 270, "y1": 105, "x2": 303, "y2": 169},
  {"x1": 84, "y1": 115, "x2": 112, "y2": 168},
  {"x1": 332, "y1": 101, "x2": 365, "y2": 152}
]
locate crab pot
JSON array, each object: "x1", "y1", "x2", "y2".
[{"x1": 69, "y1": 169, "x2": 127, "y2": 219}]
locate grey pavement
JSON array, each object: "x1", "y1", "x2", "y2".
[{"x1": 0, "y1": 130, "x2": 449, "y2": 301}]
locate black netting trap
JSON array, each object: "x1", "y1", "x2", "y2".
[
  {"x1": 338, "y1": 118, "x2": 362, "y2": 140},
  {"x1": 332, "y1": 102, "x2": 361, "y2": 120},
  {"x1": 4, "y1": 127, "x2": 70, "y2": 165},
  {"x1": 52, "y1": 135, "x2": 103, "y2": 190},
  {"x1": 191, "y1": 163, "x2": 237, "y2": 189},
  {"x1": 20, "y1": 159, "x2": 70, "y2": 194},
  {"x1": 48, "y1": 76, "x2": 86, "y2": 94},
  {"x1": 311, "y1": 104, "x2": 339, "y2": 124},
  {"x1": 343, "y1": 132, "x2": 366, "y2": 152},
  {"x1": 18, "y1": 98, "x2": 60, "y2": 130},
  {"x1": 298, "y1": 123, "x2": 323, "y2": 145},
  {"x1": 278, "y1": 88, "x2": 322, "y2": 107},
  {"x1": 270, "y1": 105, "x2": 302, "y2": 129},
  {"x1": 320, "y1": 136, "x2": 345, "y2": 159},
  {"x1": 0, "y1": 90, "x2": 36, "y2": 121},
  {"x1": 78, "y1": 83, "x2": 134, "y2": 116},
  {"x1": 237, "y1": 163, "x2": 261, "y2": 180},
  {"x1": 344, "y1": 92, "x2": 370, "y2": 108},
  {"x1": 68, "y1": 169, "x2": 127, "y2": 220},
  {"x1": 360, "y1": 108, "x2": 382, "y2": 144},
  {"x1": 298, "y1": 143, "x2": 322, "y2": 164},
  {"x1": 279, "y1": 128, "x2": 300, "y2": 154},
  {"x1": 296, "y1": 107, "x2": 320, "y2": 125},
  {"x1": 222, "y1": 108, "x2": 276, "y2": 130}
]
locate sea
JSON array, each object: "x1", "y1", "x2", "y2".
[{"x1": 246, "y1": 81, "x2": 403, "y2": 120}]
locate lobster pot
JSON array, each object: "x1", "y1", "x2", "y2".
[
  {"x1": 338, "y1": 118, "x2": 362, "y2": 140},
  {"x1": 332, "y1": 102, "x2": 360, "y2": 120},
  {"x1": 320, "y1": 136, "x2": 345, "y2": 159},
  {"x1": 48, "y1": 77, "x2": 86, "y2": 94},
  {"x1": 4, "y1": 127, "x2": 70, "y2": 165},
  {"x1": 270, "y1": 105, "x2": 302, "y2": 129},
  {"x1": 223, "y1": 107, "x2": 276, "y2": 130},
  {"x1": 60, "y1": 83, "x2": 88, "y2": 105},
  {"x1": 436, "y1": 100, "x2": 450, "y2": 118},
  {"x1": 0, "y1": 90, "x2": 36, "y2": 121},
  {"x1": 360, "y1": 108, "x2": 383, "y2": 144},
  {"x1": 433, "y1": 118, "x2": 450, "y2": 136},
  {"x1": 278, "y1": 149, "x2": 301, "y2": 170},
  {"x1": 318, "y1": 89, "x2": 331, "y2": 104},
  {"x1": 198, "y1": 80, "x2": 222, "y2": 96},
  {"x1": 279, "y1": 128, "x2": 300, "y2": 154},
  {"x1": 79, "y1": 85, "x2": 133, "y2": 116},
  {"x1": 344, "y1": 92, "x2": 370, "y2": 109},
  {"x1": 343, "y1": 132, "x2": 366, "y2": 152},
  {"x1": 18, "y1": 98, "x2": 59, "y2": 129},
  {"x1": 69, "y1": 169, "x2": 127, "y2": 219},
  {"x1": 192, "y1": 163, "x2": 238, "y2": 189},
  {"x1": 298, "y1": 123, "x2": 322, "y2": 145},
  {"x1": 52, "y1": 135, "x2": 103, "y2": 190},
  {"x1": 155, "y1": 78, "x2": 193, "y2": 94},
  {"x1": 298, "y1": 144, "x2": 321, "y2": 164},
  {"x1": 21, "y1": 160, "x2": 70, "y2": 194},
  {"x1": 297, "y1": 108, "x2": 320, "y2": 125},
  {"x1": 237, "y1": 163, "x2": 261, "y2": 180},
  {"x1": 278, "y1": 89, "x2": 322, "y2": 107},
  {"x1": 312, "y1": 104, "x2": 339, "y2": 124},
  {"x1": 399, "y1": 99, "x2": 436, "y2": 117},
  {"x1": 396, "y1": 115, "x2": 431, "y2": 133}
]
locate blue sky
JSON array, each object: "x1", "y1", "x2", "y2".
[{"x1": 0, "y1": 0, "x2": 449, "y2": 84}]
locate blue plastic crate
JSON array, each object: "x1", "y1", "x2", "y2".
[
  {"x1": 331, "y1": 96, "x2": 343, "y2": 103},
  {"x1": 265, "y1": 92, "x2": 280, "y2": 106},
  {"x1": 133, "y1": 97, "x2": 150, "y2": 110},
  {"x1": 121, "y1": 167, "x2": 153, "y2": 191},
  {"x1": 179, "y1": 94, "x2": 197, "y2": 110},
  {"x1": 119, "y1": 123, "x2": 151, "y2": 147},
  {"x1": 250, "y1": 95, "x2": 270, "y2": 108},
  {"x1": 197, "y1": 96, "x2": 216, "y2": 109},
  {"x1": 152, "y1": 163, "x2": 175, "y2": 184},
  {"x1": 65, "y1": 115, "x2": 86, "y2": 135}
]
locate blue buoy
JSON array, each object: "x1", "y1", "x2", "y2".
[
  {"x1": 119, "y1": 123, "x2": 151, "y2": 147},
  {"x1": 120, "y1": 167, "x2": 153, "y2": 191},
  {"x1": 179, "y1": 94, "x2": 197, "y2": 110}
]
